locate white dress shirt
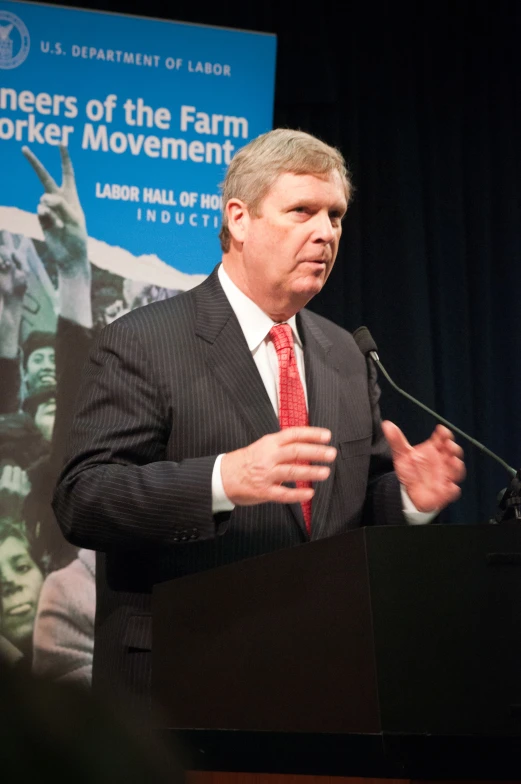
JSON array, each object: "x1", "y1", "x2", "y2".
[{"x1": 211, "y1": 264, "x2": 434, "y2": 524}]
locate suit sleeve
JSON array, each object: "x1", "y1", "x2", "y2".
[{"x1": 52, "y1": 318, "x2": 219, "y2": 551}]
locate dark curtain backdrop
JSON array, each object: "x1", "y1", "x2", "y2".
[{"x1": 45, "y1": 0, "x2": 521, "y2": 523}]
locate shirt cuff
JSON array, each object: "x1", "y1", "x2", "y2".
[
  {"x1": 212, "y1": 454, "x2": 235, "y2": 514},
  {"x1": 400, "y1": 484, "x2": 438, "y2": 525}
]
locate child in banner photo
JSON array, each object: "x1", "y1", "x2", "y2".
[{"x1": 0, "y1": 146, "x2": 180, "y2": 681}]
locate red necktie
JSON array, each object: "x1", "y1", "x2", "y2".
[{"x1": 269, "y1": 323, "x2": 312, "y2": 533}]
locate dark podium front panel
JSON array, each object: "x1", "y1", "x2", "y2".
[{"x1": 152, "y1": 525, "x2": 521, "y2": 777}]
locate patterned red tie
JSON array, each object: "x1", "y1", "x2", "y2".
[{"x1": 269, "y1": 323, "x2": 312, "y2": 533}]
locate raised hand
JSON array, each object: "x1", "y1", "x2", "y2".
[
  {"x1": 0, "y1": 231, "x2": 27, "y2": 302},
  {"x1": 221, "y1": 427, "x2": 336, "y2": 506},
  {"x1": 22, "y1": 146, "x2": 92, "y2": 328},
  {"x1": 381, "y1": 421, "x2": 465, "y2": 513},
  {"x1": 0, "y1": 231, "x2": 28, "y2": 357},
  {"x1": 0, "y1": 463, "x2": 31, "y2": 519},
  {"x1": 22, "y1": 145, "x2": 88, "y2": 274}
]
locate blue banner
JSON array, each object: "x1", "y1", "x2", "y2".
[
  {"x1": 0, "y1": 0, "x2": 276, "y2": 274},
  {"x1": 0, "y1": 0, "x2": 275, "y2": 683}
]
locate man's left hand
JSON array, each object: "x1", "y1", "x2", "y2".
[{"x1": 382, "y1": 421, "x2": 465, "y2": 513}]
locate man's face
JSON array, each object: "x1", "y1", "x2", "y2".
[
  {"x1": 232, "y1": 171, "x2": 347, "y2": 320},
  {"x1": 0, "y1": 535, "x2": 43, "y2": 650},
  {"x1": 25, "y1": 347, "x2": 56, "y2": 393}
]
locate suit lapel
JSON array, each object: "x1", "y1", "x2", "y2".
[
  {"x1": 299, "y1": 310, "x2": 340, "y2": 540},
  {"x1": 194, "y1": 271, "x2": 338, "y2": 539},
  {"x1": 194, "y1": 268, "x2": 279, "y2": 443}
]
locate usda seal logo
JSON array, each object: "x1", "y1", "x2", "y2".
[{"x1": 0, "y1": 10, "x2": 30, "y2": 69}]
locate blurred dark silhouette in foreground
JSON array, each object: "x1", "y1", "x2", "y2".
[{"x1": 0, "y1": 660, "x2": 185, "y2": 783}]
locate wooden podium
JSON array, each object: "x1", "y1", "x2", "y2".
[{"x1": 152, "y1": 525, "x2": 521, "y2": 782}]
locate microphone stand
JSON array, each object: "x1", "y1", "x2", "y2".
[
  {"x1": 494, "y1": 473, "x2": 521, "y2": 523},
  {"x1": 353, "y1": 326, "x2": 521, "y2": 524}
]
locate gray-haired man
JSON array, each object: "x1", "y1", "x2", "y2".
[{"x1": 53, "y1": 129, "x2": 464, "y2": 716}]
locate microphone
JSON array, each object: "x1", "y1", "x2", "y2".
[{"x1": 352, "y1": 326, "x2": 516, "y2": 479}]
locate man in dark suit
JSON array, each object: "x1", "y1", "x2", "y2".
[{"x1": 52, "y1": 129, "x2": 464, "y2": 716}]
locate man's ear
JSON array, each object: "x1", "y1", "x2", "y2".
[{"x1": 225, "y1": 198, "x2": 250, "y2": 244}]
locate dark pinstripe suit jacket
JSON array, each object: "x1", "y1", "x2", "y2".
[{"x1": 53, "y1": 266, "x2": 404, "y2": 712}]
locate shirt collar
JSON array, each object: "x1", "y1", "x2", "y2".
[{"x1": 218, "y1": 264, "x2": 302, "y2": 352}]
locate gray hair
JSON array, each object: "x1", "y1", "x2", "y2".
[{"x1": 219, "y1": 128, "x2": 352, "y2": 252}]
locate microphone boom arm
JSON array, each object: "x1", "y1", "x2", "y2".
[
  {"x1": 352, "y1": 325, "x2": 521, "y2": 523},
  {"x1": 370, "y1": 350, "x2": 517, "y2": 478}
]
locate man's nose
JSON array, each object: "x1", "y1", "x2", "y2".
[{"x1": 312, "y1": 212, "x2": 335, "y2": 243}]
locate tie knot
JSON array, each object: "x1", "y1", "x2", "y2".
[{"x1": 269, "y1": 323, "x2": 294, "y2": 354}]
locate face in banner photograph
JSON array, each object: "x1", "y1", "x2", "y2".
[
  {"x1": 0, "y1": 516, "x2": 43, "y2": 664},
  {"x1": 0, "y1": 0, "x2": 274, "y2": 715},
  {"x1": 0, "y1": 142, "x2": 186, "y2": 683}
]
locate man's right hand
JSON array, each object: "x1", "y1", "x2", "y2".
[{"x1": 221, "y1": 427, "x2": 336, "y2": 506}]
